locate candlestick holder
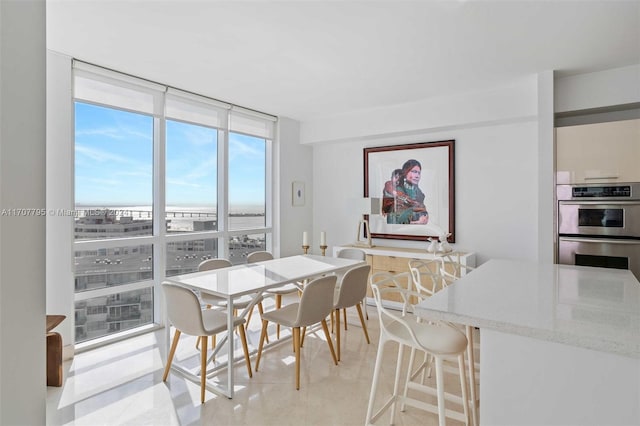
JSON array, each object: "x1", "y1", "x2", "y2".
[
  {"x1": 302, "y1": 245, "x2": 310, "y2": 254},
  {"x1": 320, "y1": 245, "x2": 328, "y2": 256}
]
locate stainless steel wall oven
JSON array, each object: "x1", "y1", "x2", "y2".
[{"x1": 557, "y1": 183, "x2": 640, "y2": 279}]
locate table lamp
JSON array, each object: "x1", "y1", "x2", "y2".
[{"x1": 355, "y1": 197, "x2": 381, "y2": 247}]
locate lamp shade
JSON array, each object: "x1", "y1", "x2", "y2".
[{"x1": 357, "y1": 197, "x2": 381, "y2": 215}]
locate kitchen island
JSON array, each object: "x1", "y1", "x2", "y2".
[{"x1": 414, "y1": 259, "x2": 640, "y2": 426}]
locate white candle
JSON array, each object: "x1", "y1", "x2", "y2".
[
  {"x1": 303, "y1": 231, "x2": 309, "y2": 246},
  {"x1": 320, "y1": 231, "x2": 326, "y2": 246}
]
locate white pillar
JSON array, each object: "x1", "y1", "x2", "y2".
[
  {"x1": 0, "y1": 0, "x2": 47, "y2": 424},
  {"x1": 46, "y1": 51, "x2": 75, "y2": 353},
  {"x1": 537, "y1": 71, "x2": 555, "y2": 263}
]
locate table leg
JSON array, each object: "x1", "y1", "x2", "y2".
[
  {"x1": 466, "y1": 325, "x2": 479, "y2": 426},
  {"x1": 226, "y1": 294, "x2": 235, "y2": 398}
]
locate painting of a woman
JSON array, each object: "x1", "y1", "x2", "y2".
[
  {"x1": 383, "y1": 159, "x2": 429, "y2": 225},
  {"x1": 365, "y1": 139, "x2": 454, "y2": 242}
]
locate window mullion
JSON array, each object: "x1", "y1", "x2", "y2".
[
  {"x1": 154, "y1": 108, "x2": 166, "y2": 325},
  {"x1": 218, "y1": 127, "x2": 229, "y2": 259}
]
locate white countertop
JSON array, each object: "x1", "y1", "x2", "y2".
[{"x1": 414, "y1": 259, "x2": 640, "y2": 358}]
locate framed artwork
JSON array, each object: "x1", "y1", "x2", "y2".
[
  {"x1": 292, "y1": 181, "x2": 305, "y2": 206},
  {"x1": 364, "y1": 140, "x2": 455, "y2": 242}
]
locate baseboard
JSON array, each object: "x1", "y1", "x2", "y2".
[{"x1": 63, "y1": 344, "x2": 75, "y2": 361}]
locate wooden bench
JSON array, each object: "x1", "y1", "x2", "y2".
[{"x1": 46, "y1": 315, "x2": 66, "y2": 387}]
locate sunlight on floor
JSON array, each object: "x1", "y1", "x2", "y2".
[{"x1": 47, "y1": 303, "x2": 478, "y2": 426}]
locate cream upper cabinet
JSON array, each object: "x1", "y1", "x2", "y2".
[{"x1": 556, "y1": 119, "x2": 640, "y2": 184}]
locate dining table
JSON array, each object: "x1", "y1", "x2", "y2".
[{"x1": 164, "y1": 254, "x2": 367, "y2": 398}]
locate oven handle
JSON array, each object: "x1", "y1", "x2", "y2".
[
  {"x1": 584, "y1": 176, "x2": 619, "y2": 180},
  {"x1": 559, "y1": 237, "x2": 640, "y2": 245},
  {"x1": 558, "y1": 201, "x2": 640, "y2": 206}
]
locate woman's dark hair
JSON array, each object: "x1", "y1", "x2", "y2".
[{"x1": 401, "y1": 159, "x2": 421, "y2": 177}]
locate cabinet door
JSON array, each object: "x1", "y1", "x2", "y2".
[
  {"x1": 556, "y1": 119, "x2": 640, "y2": 184},
  {"x1": 370, "y1": 255, "x2": 423, "y2": 304},
  {"x1": 370, "y1": 270, "x2": 412, "y2": 304},
  {"x1": 372, "y1": 255, "x2": 410, "y2": 273}
]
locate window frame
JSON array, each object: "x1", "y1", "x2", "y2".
[{"x1": 71, "y1": 63, "x2": 276, "y2": 347}]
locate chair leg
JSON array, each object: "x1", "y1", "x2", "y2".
[
  {"x1": 196, "y1": 304, "x2": 213, "y2": 350},
  {"x1": 363, "y1": 297, "x2": 368, "y2": 320},
  {"x1": 343, "y1": 308, "x2": 348, "y2": 330},
  {"x1": 200, "y1": 334, "x2": 208, "y2": 404},
  {"x1": 255, "y1": 319, "x2": 269, "y2": 371},
  {"x1": 198, "y1": 334, "x2": 216, "y2": 361},
  {"x1": 163, "y1": 329, "x2": 181, "y2": 382},
  {"x1": 335, "y1": 308, "x2": 341, "y2": 361},
  {"x1": 300, "y1": 326, "x2": 307, "y2": 347},
  {"x1": 257, "y1": 302, "x2": 268, "y2": 344},
  {"x1": 293, "y1": 327, "x2": 301, "y2": 390},
  {"x1": 365, "y1": 337, "x2": 386, "y2": 425},
  {"x1": 435, "y1": 356, "x2": 446, "y2": 426},
  {"x1": 401, "y1": 346, "x2": 418, "y2": 412},
  {"x1": 237, "y1": 325, "x2": 253, "y2": 378},
  {"x1": 275, "y1": 295, "x2": 282, "y2": 339},
  {"x1": 458, "y1": 353, "x2": 470, "y2": 426},
  {"x1": 292, "y1": 328, "x2": 296, "y2": 352},
  {"x1": 355, "y1": 303, "x2": 370, "y2": 344},
  {"x1": 330, "y1": 310, "x2": 334, "y2": 333},
  {"x1": 246, "y1": 307, "x2": 254, "y2": 328},
  {"x1": 320, "y1": 319, "x2": 338, "y2": 365},
  {"x1": 390, "y1": 343, "x2": 405, "y2": 423}
]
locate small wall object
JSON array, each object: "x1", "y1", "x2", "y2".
[{"x1": 292, "y1": 181, "x2": 305, "y2": 206}]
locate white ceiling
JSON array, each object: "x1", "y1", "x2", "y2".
[{"x1": 47, "y1": 1, "x2": 640, "y2": 122}]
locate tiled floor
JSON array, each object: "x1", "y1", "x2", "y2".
[{"x1": 47, "y1": 299, "x2": 478, "y2": 425}]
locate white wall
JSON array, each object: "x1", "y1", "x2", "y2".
[
  {"x1": 304, "y1": 66, "x2": 639, "y2": 265},
  {"x1": 300, "y1": 76, "x2": 537, "y2": 145},
  {"x1": 308, "y1": 78, "x2": 541, "y2": 265},
  {"x1": 537, "y1": 71, "x2": 555, "y2": 263},
  {"x1": 277, "y1": 117, "x2": 314, "y2": 255},
  {"x1": 555, "y1": 64, "x2": 640, "y2": 113},
  {"x1": 46, "y1": 51, "x2": 75, "y2": 351},
  {"x1": 313, "y1": 120, "x2": 539, "y2": 265},
  {"x1": 0, "y1": 1, "x2": 46, "y2": 424}
]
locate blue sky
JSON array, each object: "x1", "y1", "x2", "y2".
[{"x1": 75, "y1": 102, "x2": 266, "y2": 208}]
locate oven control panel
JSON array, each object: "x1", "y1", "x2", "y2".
[
  {"x1": 572, "y1": 185, "x2": 631, "y2": 198},
  {"x1": 558, "y1": 183, "x2": 640, "y2": 201}
]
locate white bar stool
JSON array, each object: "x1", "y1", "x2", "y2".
[
  {"x1": 409, "y1": 258, "x2": 480, "y2": 426},
  {"x1": 365, "y1": 272, "x2": 470, "y2": 426}
]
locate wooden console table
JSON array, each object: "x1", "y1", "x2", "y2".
[
  {"x1": 333, "y1": 245, "x2": 476, "y2": 306},
  {"x1": 46, "y1": 315, "x2": 66, "y2": 387}
]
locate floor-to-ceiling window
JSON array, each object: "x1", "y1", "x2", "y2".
[{"x1": 72, "y1": 62, "x2": 275, "y2": 344}]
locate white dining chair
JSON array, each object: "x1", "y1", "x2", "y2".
[
  {"x1": 247, "y1": 251, "x2": 299, "y2": 339},
  {"x1": 439, "y1": 251, "x2": 475, "y2": 282},
  {"x1": 336, "y1": 247, "x2": 368, "y2": 323},
  {"x1": 197, "y1": 258, "x2": 265, "y2": 342},
  {"x1": 366, "y1": 272, "x2": 470, "y2": 426},
  {"x1": 332, "y1": 264, "x2": 371, "y2": 361},
  {"x1": 161, "y1": 282, "x2": 253, "y2": 404},
  {"x1": 408, "y1": 259, "x2": 448, "y2": 296},
  {"x1": 254, "y1": 274, "x2": 339, "y2": 390}
]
